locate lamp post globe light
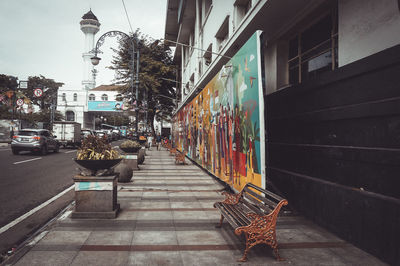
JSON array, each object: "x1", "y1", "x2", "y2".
[{"x1": 90, "y1": 30, "x2": 140, "y2": 139}]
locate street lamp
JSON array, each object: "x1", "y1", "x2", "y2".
[
  {"x1": 90, "y1": 30, "x2": 140, "y2": 139},
  {"x1": 90, "y1": 56, "x2": 101, "y2": 66}
]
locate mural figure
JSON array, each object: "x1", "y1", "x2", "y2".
[{"x1": 173, "y1": 32, "x2": 264, "y2": 191}]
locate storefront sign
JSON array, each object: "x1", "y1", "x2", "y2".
[{"x1": 88, "y1": 101, "x2": 124, "y2": 111}]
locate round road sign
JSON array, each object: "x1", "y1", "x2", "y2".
[
  {"x1": 34, "y1": 88, "x2": 43, "y2": 97},
  {"x1": 16, "y1": 98, "x2": 24, "y2": 106}
]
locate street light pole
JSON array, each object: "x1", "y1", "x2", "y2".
[
  {"x1": 90, "y1": 30, "x2": 139, "y2": 139},
  {"x1": 134, "y1": 43, "x2": 140, "y2": 138}
]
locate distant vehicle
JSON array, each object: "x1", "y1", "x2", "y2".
[
  {"x1": 119, "y1": 126, "x2": 127, "y2": 137},
  {"x1": 127, "y1": 131, "x2": 138, "y2": 140},
  {"x1": 81, "y1": 129, "x2": 94, "y2": 140},
  {"x1": 94, "y1": 130, "x2": 108, "y2": 141},
  {"x1": 101, "y1": 129, "x2": 113, "y2": 142},
  {"x1": 53, "y1": 121, "x2": 81, "y2": 148},
  {"x1": 111, "y1": 129, "x2": 121, "y2": 140},
  {"x1": 11, "y1": 129, "x2": 59, "y2": 155}
]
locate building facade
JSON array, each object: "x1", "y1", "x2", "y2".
[
  {"x1": 56, "y1": 10, "x2": 123, "y2": 129},
  {"x1": 165, "y1": 0, "x2": 400, "y2": 264}
]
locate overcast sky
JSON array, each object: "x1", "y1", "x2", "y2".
[{"x1": 0, "y1": 0, "x2": 167, "y2": 90}]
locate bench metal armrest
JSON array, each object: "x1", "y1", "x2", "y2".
[
  {"x1": 220, "y1": 191, "x2": 243, "y2": 205},
  {"x1": 235, "y1": 199, "x2": 288, "y2": 236}
]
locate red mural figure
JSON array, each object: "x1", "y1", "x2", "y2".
[
  {"x1": 227, "y1": 105, "x2": 234, "y2": 184},
  {"x1": 233, "y1": 104, "x2": 241, "y2": 185}
]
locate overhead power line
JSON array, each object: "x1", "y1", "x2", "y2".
[
  {"x1": 121, "y1": 0, "x2": 134, "y2": 34},
  {"x1": 162, "y1": 39, "x2": 232, "y2": 59}
]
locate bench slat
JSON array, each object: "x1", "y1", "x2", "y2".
[
  {"x1": 246, "y1": 183, "x2": 285, "y2": 202},
  {"x1": 222, "y1": 203, "x2": 249, "y2": 227},
  {"x1": 227, "y1": 203, "x2": 252, "y2": 225},
  {"x1": 215, "y1": 203, "x2": 241, "y2": 228},
  {"x1": 241, "y1": 196, "x2": 267, "y2": 214},
  {"x1": 244, "y1": 186, "x2": 280, "y2": 209}
]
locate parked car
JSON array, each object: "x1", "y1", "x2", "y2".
[
  {"x1": 103, "y1": 129, "x2": 113, "y2": 142},
  {"x1": 11, "y1": 129, "x2": 60, "y2": 155},
  {"x1": 81, "y1": 129, "x2": 94, "y2": 141},
  {"x1": 94, "y1": 130, "x2": 108, "y2": 141},
  {"x1": 112, "y1": 129, "x2": 121, "y2": 140}
]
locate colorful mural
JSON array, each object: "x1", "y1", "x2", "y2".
[{"x1": 173, "y1": 31, "x2": 265, "y2": 191}]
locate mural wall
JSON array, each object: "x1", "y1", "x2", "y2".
[{"x1": 173, "y1": 32, "x2": 265, "y2": 191}]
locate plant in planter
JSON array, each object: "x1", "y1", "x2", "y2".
[
  {"x1": 74, "y1": 135, "x2": 121, "y2": 175},
  {"x1": 119, "y1": 140, "x2": 142, "y2": 153}
]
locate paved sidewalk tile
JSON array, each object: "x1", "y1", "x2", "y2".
[
  {"x1": 71, "y1": 251, "x2": 130, "y2": 266},
  {"x1": 14, "y1": 251, "x2": 77, "y2": 266},
  {"x1": 38, "y1": 231, "x2": 91, "y2": 245},
  {"x1": 85, "y1": 231, "x2": 133, "y2": 245},
  {"x1": 132, "y1": 231, "x2": 178, "y2": 245},
  {"x1": 128, "y1": 251, "x2": 183, "y2": 266}
]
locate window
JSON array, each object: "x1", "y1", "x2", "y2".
[
  {"x1": 73, "y1": 93, "x2": 77, "y2": 101},
  {"x1": 203, "y1": 44, "x2": 212, "y2": 66},
  {"x1": 198, "y1": 60, "x2": 203, "y2": 76},
  {"x1": 189, "y1": 32, "x2": 195, "y2": 54},
  {"x1": 234, "y1": 0, "x2": 251, "y2": 28},
  {"x1": 190, "y1": 73, "x2": 195, "y2": 90},
  {"x1": 215, "y1": 16, "x2": 229, "y2": 51},
  {"x1": 184, "y1": 82, "x2": 189, "y2": 95},
  {"x1": 101, "y1": 94, "x2": 108, "y2": 101},
  {"x1": 288, "y1": 12, "x2": 338, "y2": 84},
  {"x1": 66, "y1": 111, "x2": 75, "y2": 122},
  {"x1": 183, "y1": 46, "x2": 189, "y2": 66},
  {"x1": 89, "y1": 94, "x2": 95, "y2": 101},
  {"x1": 115, "y1": 94, "x2": 123, "y2": 101},
  {"x1": 62, "y1": 93, "x2": 66, "y2": 102}
]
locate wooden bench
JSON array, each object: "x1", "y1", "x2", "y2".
[
  {"x1": 175, "y1": 151, "x2": 186, "y2": 164},
  {"x1": 214, "y1": 183, "x2": 288, "y2": 262}
]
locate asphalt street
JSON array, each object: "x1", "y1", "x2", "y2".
[
  {"x1": 0, "y1": 140, "x2": 125, "y2": 256},
  {"x1": 0, "y1": 145, "x2": 77, "y2": 229}
]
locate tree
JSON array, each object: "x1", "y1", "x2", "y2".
[
  {"x1": 0, "y1": 74, "x2": 64, "y2": 126},
  {"x1": 0, "y1": 74, "x2": 18, "y2": 119},
  {"x1": 25, "y1": 75, "x2": 64, "y2": 110},
  {"x1": 110, "y1": 30, "x2": 177, "y2": 134}
]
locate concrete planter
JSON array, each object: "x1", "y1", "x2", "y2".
[
  {"x1": 138, "y1": 148, "x2": 145, "y2": 165},
  {"x1": 121, "y1": 154, "x2": 139, "y2": 171},
  {"x1": 72, "y1": 174, "x2": 119, "y2": 219}
]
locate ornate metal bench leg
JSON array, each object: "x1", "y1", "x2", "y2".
[
  {"x1": 216, "y1": 215, "x2": 224, "y2": 228},
  {"x1": 273, "y1": 247, "x2": 284, "y2": 261},
  {"x1": 238, "y1": 246, "x2": 249, "y2": 262}
]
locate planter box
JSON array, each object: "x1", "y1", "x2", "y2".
[
  {"x1": 120, "y1": 147, "x2": 141, "y2": 153},
  {"x1": 121, "y1": 154, "x2": 139, "y2": 171},
  {"x1": 72, "y1": 174, "x2": 119, "y2": 219}
]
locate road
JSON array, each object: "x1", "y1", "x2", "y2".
[
  {"x1": 0, "y1": 140, "x2": 123, "y2": 255},
  {"x1": 0, "y1": 140, "x2": 124, "y2": 256},
  {"x1": 0, "y1": 145, "x2": 77, "y2": 229}
]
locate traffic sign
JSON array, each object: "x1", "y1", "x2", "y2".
[
  {"x1": 19, "y1": 81, "x2": 28, "y2": 89},
  {"x1": 34, "y1": 88, "x2": 43, "y2": 97},
  {"x1": 16, "y1": 98, "x2": 24, "y2": 106}
]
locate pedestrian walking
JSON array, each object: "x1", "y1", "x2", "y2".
[
  {"x1": 147, "y1": 135, "x2": 153, "y2": 150},
  {"x1": 156, "y1": 134, "x2": 161, "y2": 150}
]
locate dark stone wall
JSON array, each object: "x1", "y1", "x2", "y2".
[{"x1": 265, "y1": 44, "x2": 400, "y2": 265}]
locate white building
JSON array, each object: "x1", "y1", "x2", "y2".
[{"x1": 56, "y1": 10, "x2": 124, "y2": 129}]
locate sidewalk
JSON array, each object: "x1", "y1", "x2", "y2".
[{"x1": 7, "y1": 148, "x2": 386, "y2": 265}]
